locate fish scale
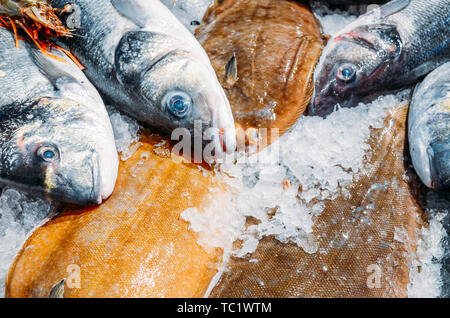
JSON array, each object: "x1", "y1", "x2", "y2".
[
  {"x1": 52, "y1": 0, "x2": 236, "y2": 158},
  {"x1": 0, "y1": 27, "x2": 118, "y2": 205}
]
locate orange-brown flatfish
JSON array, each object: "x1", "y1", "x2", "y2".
[
  {"x1": 197, "y1": 0, "x2": 324, "y2": 145},
  {"x1": 210, "y1": 104, "x2": 428, "y2": 298},
  {"x1": 5, "y1": 134, "x2": 226, "y2": 298}
]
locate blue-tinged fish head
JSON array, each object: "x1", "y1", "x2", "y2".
[
  {"x1": 115, "y1": 31, "x2": 236, "y2": 160},
  {"x1": 410, "y1": 116, "x2": 450, "y2": 192},
  {"x1": 311, "y1": 24, "x2": 402, "y2": 117},
  {"x1": 0, "y1": 98, "x2": 118, "y2": 205}
]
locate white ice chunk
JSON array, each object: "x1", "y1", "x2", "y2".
[
  {"x1": 107, "y1": 107, "x2": 141, "y2": 161},
  {"x1": 0, "y1": 187, "x2": 56, "y2": 296}
]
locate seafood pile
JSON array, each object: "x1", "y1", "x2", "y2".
[{"x1": 0, "y1": 0, "x2": 449, "y2": 298}]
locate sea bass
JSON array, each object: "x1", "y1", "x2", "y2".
[
  {"x1": 0, "y1": 27, "x2": 118, "y2": 205},
  {"x1": 409, "y1": 62, "x2": 450, "y2": 191},
  {"x1": 52, "y1": 0, "x2": 236, "y2": 156},
  {"x1": 311, "y1": 0, "x2": 450, "y2": 117}
]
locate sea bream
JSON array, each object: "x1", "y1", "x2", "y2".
[
  {"x1": 0, "y1": 27, "x2": 118, "y2": 205},
  {"x1": 311, "y1": 0, "x2": 450, "y2": 117},
  {"x1": 409, "y1": 62, "x2": 450, "y2": 191},
  {"x1": 51, "y1": 0, "x2": 236, "y2": 156}
]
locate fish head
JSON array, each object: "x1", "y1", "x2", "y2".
[
  {"x1": 115, "y1": 31, "x2": 236, "y2": 160},
  {"x1": 312, "y1": 24, "x2": 402, "y2": 117},
  {"x1": 410, "y1": 121, "x2": 450, "y2": 192},
  {"x1": 3, "y1": 98, "x2": 118, "y2": 205}
]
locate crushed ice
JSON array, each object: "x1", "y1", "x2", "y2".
[
  {"x1": 0, "y1": 108, "x2": 142, "y2": 296},
  {"x1": 0, "y1": 188, "x2": 57, "y2": 295},
  {"x1": 408, "y1": 191, "x2": 449, "y2": 298},
  {"x1": 182, "y1": 93, "x2": 408, "y2": 260},
  {"x1": 107, "y1": 106, "x2": 142, "y2": 161}
]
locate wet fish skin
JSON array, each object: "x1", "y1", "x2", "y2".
[
  {"x1": 311, "y1": 0, "x2": 450, "y2": 117},
  {"x1": 0, "y1": 27, "x2": 118, "y2": 205},
  {"x1": 409, "y1": 62, "x2": 450, "y2": 191},
  {"x1": 52, "y1": 0, "x2": 236, "y2": 155}
]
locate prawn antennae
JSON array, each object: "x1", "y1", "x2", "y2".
[
  {"x1": 0, "y1": 3, "x2": 84, "y2": 69},
  {"x1": 8, "y1": 18, "x2": 19, "y2": 48}
]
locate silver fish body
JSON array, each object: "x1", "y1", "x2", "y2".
[
  {"x1": 0, "y1": 27, "x2": 118, "y2": 205},
  {"x1": 312, "y1": 0, "x2": 450, "y2": 117},
  {"x1": 409, "y1": 62, "x2": 450, "y2": 191},
  {"x1": 52, "y1": 0, "x2": 236, "y2": 156}
]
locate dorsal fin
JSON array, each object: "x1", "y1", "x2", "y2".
[
  {"x1": 111, "y1": 0, "x2": 151, "y2": 28},
  {"x1": 28, "y1": 47, "x2": 78, "y2": 91},
  {"x1": 379, "y1": 0, "x2": 411, "y2": 18}
]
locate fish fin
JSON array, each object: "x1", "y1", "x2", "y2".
[
  {"x1": 49, "y1": 279, "x2": 65, "y2": 298},
  {"x1": 379, "y1": 0, "x2": 411, "y2": 18},
  {"x1": 224, "y1": 53, "x2": 238, "y2": 87},
  {"x1": 339, "y1": 24, "x2": 402, "y2": 60},
  {"x1": 28, "y1": 48, "x2": 78, "y2": 90},
  {"x1": 110, "y1": 0, "x2": 151, "y2": 28}
]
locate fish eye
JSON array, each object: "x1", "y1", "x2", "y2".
[
  {"x1": 164, "y1": 91, "x2": 192, "y2": 118},
  {"x1": 336, "y1": 63, "x2": 357, "y2": 83},
  {"x1": 37, "y1": 145, "x2": 59, "y2": 163}
]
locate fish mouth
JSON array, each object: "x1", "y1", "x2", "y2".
[
  {"x1": 311, "y1": 93, "x2": 339, "y2": 117},
  {"x1": 311, "y1": 86, "x2": 360, "y2": 117},
  {"x1": 212, "y1": 104, "x2": 237, "y2": 156},
  {"x1": 51, "y1": 155, "x2": 103, "y2": 205},
  {"x1": 90, "y1": 156, "x2": 103, "y2": 205},
  {"x1": 428, "y1": 142, "x2": 450, "y2": 191}
]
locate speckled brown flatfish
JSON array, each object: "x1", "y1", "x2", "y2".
[
  {"x1": 196, "y1": 0, "x2": 324, "y2": 145},
  {"x1": 5, "y1": 134, "x2": 227, "y2": 298},
  {"x1": 209, "y1": 104, "x2": 429, "y2": 298}
]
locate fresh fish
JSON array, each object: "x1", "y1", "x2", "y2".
[
  {"x1": 196, "y1": 0, "x2": 324, "y2": 147},
  {"x1": 52, "y1": 0, "x2": 236, "y2": 156},
  {"x1": 311, "y1": 0, "x2": 450, "y2": 117},
  {"x1": 409, "y1": 62, "x2": 450, "y2": 191},
  {"x1": 160, "y1": 0, "x2": 213, "y2": 33},
  {"x1": 0, "y1": 27, "x2": 118, "y2": 205}
]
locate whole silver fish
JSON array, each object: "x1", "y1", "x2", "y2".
[
  {"x1": 0, "y1": 27, "x2": 118, "y2": 205},
  {"x1": 409, "y1": 62, "x2": 450, "y2": 191},
  {"x1": 160, "y1": 0, "x2": 213, "y2": 33},
  {"x1": 52, "y1": 0, "x2": 236, "y2": 155},
  {"x1": 311, "y1": 0, "x2": 450, "y2": 117}
]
